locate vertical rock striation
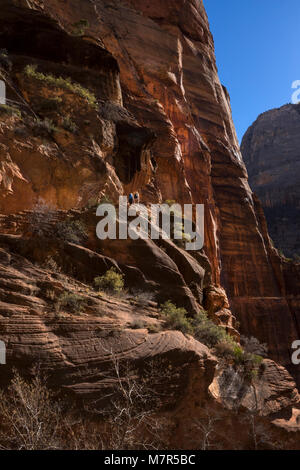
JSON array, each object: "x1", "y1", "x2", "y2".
[
  {"x1": 0, "y1": 0, "x2": 300, "y2": 391},
  {"x1": 241, "y1": 103, "x2": 300, "y2": 259}
]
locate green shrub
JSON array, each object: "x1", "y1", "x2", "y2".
[
  {"x1": 244, "y1": 352, "x2": 264, "y2": 368},
  {"x1": 94, "y1": 268, "x2": 124, "y2": 294},
  {"x1": 0, "y1": 104, "x2": 21, "y2": 118},
  {"x1": 33, "y1": 117, "x2": 58, "y2": 135},
  {"x1": 62, "y1": 115, "x2": 78, "y2": 133},
  {"x1": 160, "y1": 301, "x2": 264, "y2": 381},
  {"x1": 160, "y1": 301, "x2": 193, "y2": 335},
  {"x1": 251, "y1": 354, "x2": 264, "y2": 366},
  {"x1": 71, "y1": 19, "x2": 89, "y2": 36},
  {"x1": 243, "y1": 353, "x2": 264, "y2": 381},
  {"x1": 161, "y1": 302, "x2": 241, "y2": 352},
  {"x1": 192, "y1": 311, "x2": 230, "y2": 348},
  {"x1": 232, "y1": 344, "x2": 245, "y2": 364},
  {"x1": 57, "y1": 292, "x2": 86, "y2": 314},
  {"x1": 147, "y1": 323, "x2": 162, "y2": 334},
  {"x1": 44, "y1": 256, "x2": 60, "y2": 273},
  {"x1": 24, "y1": 65, "x2": 97, "y2": 109},
  {"x1": 215, "y1": 338, "x2": 264, "y2": 374}
]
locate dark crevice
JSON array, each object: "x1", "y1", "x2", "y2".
[{"x1": 115, "y1": 122, "x2": 155, "y2": 184}]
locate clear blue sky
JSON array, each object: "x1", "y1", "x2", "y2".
[{"x1": 204, "y1": 0, "x2": 300, "y2": 142}]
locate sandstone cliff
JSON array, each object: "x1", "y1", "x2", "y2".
[
  {"x1": 241, "y1": 103, "x2": 300, "y2": 259},
  {"x1": 0, "y1": 0, "x2": 300, "y2": 449}
]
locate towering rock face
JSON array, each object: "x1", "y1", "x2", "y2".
[
  {"x1": 241, "y1": 103, "x2": 300, "y2": 259},
  {"x1": 0, "y1": 0, "x2": 300, "y2": 447}
]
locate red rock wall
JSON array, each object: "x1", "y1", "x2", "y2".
[{"x1": 1, "y1": 0, "x2": 300, "y2": 387}]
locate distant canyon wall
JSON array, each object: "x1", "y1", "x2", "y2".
[{"x1": 242, "y1": 103, "x2": 300, "y2": 260}]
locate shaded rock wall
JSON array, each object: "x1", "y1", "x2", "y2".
[
  {"x1": 54, "y1": 0, "x2": 300, "y2": 387},
  {"x1": 0, "y1": 239, "x2": 299, "y2": 449},
  {"x1": 241, "y1": 103, "x2": 300, "y2": 259},
  {"x1": 0, "y1": 0, "x2": 300, "y2": 438}
]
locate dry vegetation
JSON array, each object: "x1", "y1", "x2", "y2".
[{"x1": 0, "y1": 355, "x2": 172, "y2": 450}]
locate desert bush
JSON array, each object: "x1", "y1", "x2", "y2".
[
  {"x1": 24, "y1": 65, "x2": 97, "y2": 108},
  {"x1": 130, "y1": 319, "x2": 147, "y2": 330},
  {"x1": 215, "y1": 338, "x2": 264, "y2": 375},
  {"x1": 130, "y1": 291, "x2": 156, "y2": 306},
  {"x1": 0, "y1": 370, "x2": 63, "y2": 450},
  {"x1": 161, "y1": 302, "x2": 221, "y2": 340},
  {"x1": 147, "y1": 323, "x2": 162, "y2": 334},
  {"x1": 33, "y1": 117, "x2": 58, "y2": 135},
  {"x1": 214, "y1": 341, "x2": 247, "y2": 365},
  {"x1": 0, "y1": 369, "x2": 104, "y2": 450},
  {"x1": 44, "y1": 256, "x2": 61, "y2": 273},
  {"x1": 0, "y1": 360, "x2": 171, "y2": 451},
  {"x1": 54, "y1": 219, "x2": 88, "y2": 245},
  {"x1": 86, "y1": 353, "x2": 172, "y2": 450},
  {"x1": 243, "y1": 353, "x2": 264, "y2": 380},
  {"x1": 214, "y1": 340, "x2": 237, "y2": 358},
  {"x1": 0, "y1": 104, "x2": 21, "y2": 118},
  {"x1": 160, "y1": 301, "x2": 236, "y2": 348},
  {"x1": 231, "y1": 344, "x2": 246, "y2": 365},
  {"x1": 62, "y1": 115, "x2": 78, "y2": 133},
  {"x1": 160, "y1": 302, "x2": 253, "y2": 368},
  {"x1": 94, "y1": 268, "x2": 124, "y2": 294},
  {"x1": 57, "y1": 291, "x2": 86, "y2": 314},
  {"x1": 71, "y1": 19, "x2": 89, "y2": 36},
  {"x1": 192, "y1": 410, "x2": 222, "y2": 450},
  {"x1": 160, "y1": 301, "x2": 193, "y2": 334},
  {"x1": 250, "y1": 354, "x2": 264, "y2": 367},
  {"x1": 236, "y1": 336, "x2": 266, "y2": 377},
  {"x1": 192, "y1": 311, "x2": 231, "y2": 348}
]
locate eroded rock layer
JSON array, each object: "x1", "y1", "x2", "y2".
[{"x1": 0, "y1": 0, "x2": 300, "y2": 448}]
